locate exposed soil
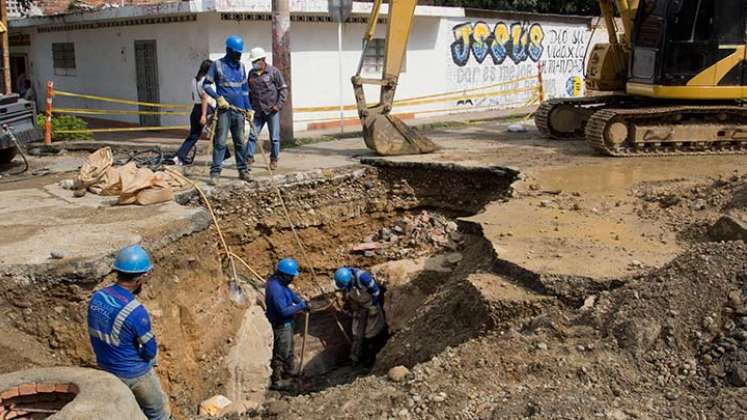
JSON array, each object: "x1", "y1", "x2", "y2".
[
  {"x1": 257, "y1": 242, "x2": 747, "y2": 420},
  {"x1": 1, "y1": 129, "x2": 745, "y2": 419}
]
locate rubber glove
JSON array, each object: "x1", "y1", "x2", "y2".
[{"x1": 216, "y1": 96, "x2": 229, "y2": 110}]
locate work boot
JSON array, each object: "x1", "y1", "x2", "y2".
[
  {"x1": 247, "y1": 158, "x2": 255, "y2": 165},
  {"x1": 270, "y1": 159, "x2": 278, "y2": 170},
  {"x1": 238, "y1": 170, "x2": 251, "y2": 181},
  {"x1": 208, "y1": 174, "x2": 220, "y2": 186},
  {"x1": 269, "y1": 379, "x2": 293, "y2": 391}
]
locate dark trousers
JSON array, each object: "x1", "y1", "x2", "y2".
[
  {"x1": 271, "y1": 323, "x2": 294, "y2": 382},
  {"x1": 176, "y1": 104, "x2": 204, "y2": 164}
]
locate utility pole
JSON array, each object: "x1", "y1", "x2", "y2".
[
  {"x1": 272, "y1": 0, "x2": 293, "y2": 142},
  {"x1": 0, "y1": 0, "x2": 11, "y2": 95}
]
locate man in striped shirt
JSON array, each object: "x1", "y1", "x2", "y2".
[{"x1": 87, "y1": 245, "x2": 170, "y2": 420}]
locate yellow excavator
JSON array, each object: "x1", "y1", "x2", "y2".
[
  {"x1": 537, "y1": 0, "x2": 746, "y2": 156},
  {"x1": 355, "y1": 0, "x2": 746, "y2": 157}
]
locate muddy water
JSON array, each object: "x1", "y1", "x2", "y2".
[{"x1": 468, "y1": 154, "x2": 746, "y2": 281}]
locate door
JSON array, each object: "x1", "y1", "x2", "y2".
[
  {"x1": 10, "y1": 55, "x2": 28, "y2": 94},
  {"x1": 134, "y1": 40, "x2": 160, "y2": 126}
]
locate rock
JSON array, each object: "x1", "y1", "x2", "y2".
[
  {"x1": 507, "y1": 123, "x2": 527, "y2": 133},
  {"x1": 59, "y1": 179, "x2": 76, "y2": 190},
  {"x1": 431, "y1": 392, "x2": 447, "y2": 402},
  {"x1": 709, "y1": 211, "x2": 747, "y2": 242},
  {"x1": 351, "y1": 242, "x2": 382, "y2": 253},
  {"x1": 729, "y1": 367, "x2": 747, "y2": 387},
  {"x1": 73, "y1": 189, "x2": 86, "y2": 198},
  {"x1": 219, "y1": 400, "x2": 259, "y2": 417},
  {"x1": 728, "y1": 290, "x2": 743, "y2": 308},
  {"x1": 50, "y1": 250, "x2": 66, "y2": 260},
  {"x1": 539, "y1": 200, "x2": 553, "y2": 208},
  {"x1": 580, "y1": 295, "x2": 597, "y2": 311},
  {"x1": 615, "y1": 319, "x2": 661, "y2": 354},
  {"x1": 449, "y1": 231, "x2": 465, "y2": 243},
  {"x1": 691, "y1": 199, "x2": 707, "y2": 211},
  {"x1": 388, "y1": 366, "x2": 411, "y2": 382},
  {"x1": 445, "y1": 221, "x2": 458, "y2": 232},
  {"x1": 445, "y1": 253, "x2": 463, "y2": 265},
  {"x1": 536, "y1": 342, "x2": 548, "y2": 351},
  {"x1": 199, "y1": 395, "x2": 232, "y2": 416}
]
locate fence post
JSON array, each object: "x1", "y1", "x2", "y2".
[
  {"x1": 537, "y1": 62, "x2": 545, "y2": 103},
  {"x1": 44, "y1": 80, "x2": 53, "y2": 144}
]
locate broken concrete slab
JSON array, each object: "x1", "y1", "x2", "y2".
[{"x1": 0, "y1": 185, "x2": 210, "y2": 279}]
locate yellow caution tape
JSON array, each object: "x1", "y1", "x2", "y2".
[
  {"x1": 294, "y1": 75, "x2": 538, "y2": 112},
  {"x1": 55, "y1": 125, "x2": 188, "y2": 134},
  {"x1": 55, "y1": 108, "x2": 188, "y2": 116},
  {"x1": 54, "y1": 90, "x2": 191, "y2": 110}
]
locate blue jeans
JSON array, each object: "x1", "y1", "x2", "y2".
[
  {"x1": 119, "y1": 368, "x2": 171, "y2": 420},
  {"x1": 247, "y1": 111, "x2": 281, "y2": 162},
  {"x1": 211, "y1": 108, "x2": 247, "y2": 175},
  {"x1": 176, "y1": 104, "x2": 211, "y2": 164}
]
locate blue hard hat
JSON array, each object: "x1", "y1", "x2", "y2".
[
  {"x1": 334, "y1": 268, "x2": 353, "y2": 289},
  {"x1": 277, "y1": 258, "x2": 300, "y2": 277},
  {"x1": 112, "y1": 245, "x2": 153, "y2": 274},
  {"x1": 225, "y1": 35, "x2": 245, "y2": 54}
]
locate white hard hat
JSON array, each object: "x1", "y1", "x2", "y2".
[{"x1": 249, "y1": 47, "x2": 267, "y2": 62}]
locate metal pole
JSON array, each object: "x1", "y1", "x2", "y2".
[
  {"x1": 337, "y1": 21, "x2": 344, "y2": 135},
  {"x1": 0, "y1": 0, "x2": 10, "y2": 95},
  {"x1": 272, "y1": 0, "x2": 294, "y2": 142}
]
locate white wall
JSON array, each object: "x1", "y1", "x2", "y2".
[
  {"x1": 22, "y1": 11, "x2": 605, "y2": 131},
  {"x1": 27, "y1": 16, "x2": 210, "y2": 126}
]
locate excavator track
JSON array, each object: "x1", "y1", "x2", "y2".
[
  {"x1": 535, "y1": 96, "x2": 624, "y2": 140},
  {"x1": 586, "y1": 104, "x2": 747, "y2": 157}
]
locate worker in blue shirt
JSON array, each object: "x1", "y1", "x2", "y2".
[
  {"x1": 203, "y1": 35, "x2": 251, "y2": 186},
  {"x1": 87, "y1": 245, "x2": 171, "y2": 420},
  {"x1": 264, "y1": 257, "x2": 308, "y2": 391},
  {"x1": 334, "y1": 267, "x2": 389, "y2": 368}
]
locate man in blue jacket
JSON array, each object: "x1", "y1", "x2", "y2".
[
  {"x1": 87, "y1": 245, "x2": 170, "y2": 420},
  {"x1": 203, "y1": 35, "x2": 251, "y2": 186},
  {"x1": 265, "y1": 257, "x2": 307, "y2": 391},
  {"x1": 334, "y1": 267, "x2": 389, "y2": 368}
]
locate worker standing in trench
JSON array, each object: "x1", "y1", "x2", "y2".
[
  {"x1": 86, "y1": 245, "x2": 171, "y2": 420},
  {"x1": 334, "y1": 267, "x2": 389, "y2": 368},
  {"x1": 264, "y1": 258, "x2": 309, "y2": 391}
]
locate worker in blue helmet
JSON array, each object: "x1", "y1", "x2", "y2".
[
  {"x1": 203, "y1": 35, "x2": 252, "y2": 186},
  {"x1": 87, "y1": 245, "x2": 171, "y2": 420},
  {"x1": 264, "y1": 257, "x2": 308, "y2": 391},
  {"x1": 334, "y1": 267, "x2": 389, "y2": 368}
]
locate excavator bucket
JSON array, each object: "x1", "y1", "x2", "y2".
[{"x1": 361, "y1": 111, "x2": 438, "y2": 156}]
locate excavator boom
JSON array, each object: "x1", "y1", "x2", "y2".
[{"x1": 351, "y1": 0, "x2": 438, "y2": 156}]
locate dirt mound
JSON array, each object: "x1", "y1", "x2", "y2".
[{"x1": 258, "y1": 243, "x2": 747, "y2": 419}]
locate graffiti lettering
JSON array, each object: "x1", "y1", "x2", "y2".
[{"x1": 450, "y1": 21, "x2": 544, "y2": 67}]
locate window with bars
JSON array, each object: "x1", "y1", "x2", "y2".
[
  {"x1": 52, "y1": 43, "x2": 76, "y2": 76},
  {"x1": 362, "y1": 38, "x2": 406, "y2": 74}
]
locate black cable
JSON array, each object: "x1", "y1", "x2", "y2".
[
  {"x1": 0, "y1": 126, "x2": 29, "y2": 177},
  {"x1": 113, "y1": 147, "x2": 164, "y2": 170}
]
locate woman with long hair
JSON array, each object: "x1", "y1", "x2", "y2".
[{"x1": 174, "y1": 59, "x2": 216, "y2": 165}]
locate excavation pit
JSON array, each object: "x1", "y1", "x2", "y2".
[{"x1": 0, "y1": 162, "x2": 521, "y2": 415}]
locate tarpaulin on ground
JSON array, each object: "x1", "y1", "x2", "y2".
[{"x1": 75, "y1": 147, "x2": 190, "y2": 206}]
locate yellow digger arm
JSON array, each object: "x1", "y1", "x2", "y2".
[{"x1": 351, "y1": 0, "x2": 437, "y2": 156}]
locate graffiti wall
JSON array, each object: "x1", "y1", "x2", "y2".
[{"x1": 444, "y1": 18, "x2": 594, "y2": 109}]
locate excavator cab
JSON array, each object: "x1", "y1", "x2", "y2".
[
  {"x1": 536, "y1": 0, "x2": 746, "y2": 156},
  {"x1": 628, "y1": 0, "x2": 747, "y2": 98}
]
